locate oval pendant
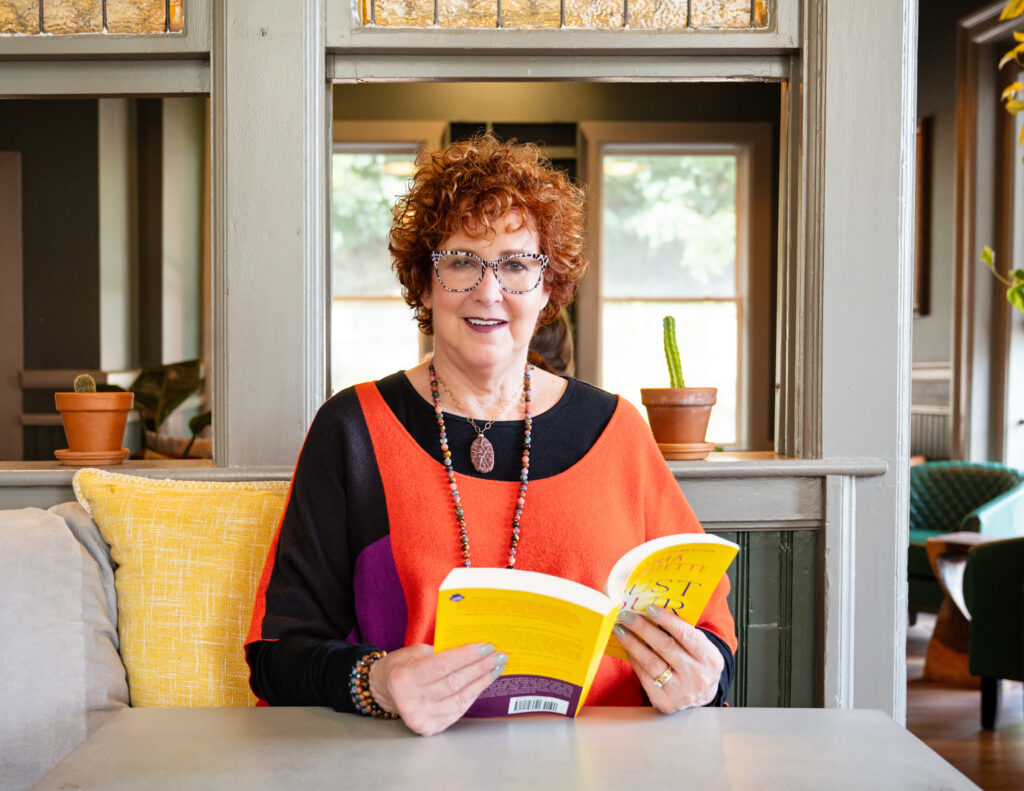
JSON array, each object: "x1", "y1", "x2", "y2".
[{"x1": 470, "y1": 435, "x2": 495, "y2": 473}]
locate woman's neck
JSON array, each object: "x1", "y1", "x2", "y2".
[{"x1": 428, "y1": 352, "x2": 528, "y2": 420}]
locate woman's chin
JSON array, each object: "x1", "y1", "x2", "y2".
[{"x1": 435, "y1": 337, "x2": 522, "y2": 370}]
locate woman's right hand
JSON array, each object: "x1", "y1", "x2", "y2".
[{"x1": 368, "y1": 643, "x2": 507, "y2": 736}]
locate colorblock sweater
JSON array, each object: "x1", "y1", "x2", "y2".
[{"x1": 246, "y1": 373, "x2": 736, "y2": 712}]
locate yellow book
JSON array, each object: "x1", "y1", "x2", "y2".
[{"x1": 434, "y1": 532, "x2": 738, "y2": 718}]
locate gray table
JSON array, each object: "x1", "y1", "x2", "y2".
[{"x1": 31, "y1": 706, "x2": 979, "y2": 791}]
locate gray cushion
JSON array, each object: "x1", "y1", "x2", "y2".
[{"x1": 0, "y1": 506, "x2": 128, "y2": 791}]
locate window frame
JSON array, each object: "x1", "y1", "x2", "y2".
[{"x1": 577, "y1": 121, "x2": 773, "y2": 450}]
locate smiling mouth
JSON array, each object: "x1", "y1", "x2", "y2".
[{"x1": 465, "y1": 318, "x2": 506, "y2": 327}]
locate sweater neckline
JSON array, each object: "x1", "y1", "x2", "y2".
[{"x1": 363, "y1": 377, "x2": 626, "y2": 485}]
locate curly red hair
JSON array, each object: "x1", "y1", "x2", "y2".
[{"x1": 389, "y1": 134, "x2": 588, "y2": 335}]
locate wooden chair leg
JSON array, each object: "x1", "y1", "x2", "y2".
[{"x1": 981, "y1": 677, "x2": 1001, "y2": 730}]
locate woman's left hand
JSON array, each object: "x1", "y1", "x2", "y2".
[{"x1": 613, "y1": 605, "x2": 724, "y2": 713}]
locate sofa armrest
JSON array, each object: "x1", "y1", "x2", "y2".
[
  {"x1": 962, "y1": 481, "x2": 1024, "y2": 539},
  {"x1": 0, "y1": 504, "x2": 128, "y2": 791},
  {"x1": 964, "y1": 537, "x2": 1024, "y2": 681}
]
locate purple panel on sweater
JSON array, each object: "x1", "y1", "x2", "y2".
[{"x1": 351, "y1": 534, "x2": 407, "y2": 651}]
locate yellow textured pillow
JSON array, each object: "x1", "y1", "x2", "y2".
[{"x1": 73, "y1": 468, "x2": 289, "y2": 707}]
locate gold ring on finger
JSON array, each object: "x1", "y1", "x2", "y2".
[{"x1": 653, "y1": 668, "x2": 673, "y2": 688}]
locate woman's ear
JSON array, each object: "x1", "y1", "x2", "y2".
[{"x1": 421, "y1": 284, "x2": 433, "y2": 311}]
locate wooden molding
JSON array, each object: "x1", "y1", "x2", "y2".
[{"x1": 0, "y1": 153, "x2": 24, "y2": 461}]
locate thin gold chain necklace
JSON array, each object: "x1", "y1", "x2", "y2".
[{"x1": 435, "y1": 377, "x2": 522, "y2": 473}]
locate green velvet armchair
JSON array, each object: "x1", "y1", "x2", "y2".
[
  {"x1": 964, "y1": 536, "x2": 1024, "y2": 729},
  {"x1": 908, "y1": 461, "x2": 1024, "y2": 618}
]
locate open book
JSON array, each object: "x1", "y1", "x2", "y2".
[{"x1": 433, "y1": 532, "x2": 738, "y2": 718}]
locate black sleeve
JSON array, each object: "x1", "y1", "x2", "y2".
[
  {"x1": 700, "y1": 629, "x2": 736, "y2": 707},
  {"x1": 246, "y1": 387, "x2": 391, "y2": 711},
  {"x1": 247, "y1": 636, "x2": 375, "y2": 713}
]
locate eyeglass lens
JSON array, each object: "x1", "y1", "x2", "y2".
[{"x1": 435, "y1": 252, "x2": 544, "y2": 293}]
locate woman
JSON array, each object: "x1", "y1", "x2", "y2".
[{"x1": 246, "y1": 135, "x2": 736, "y2": 737}]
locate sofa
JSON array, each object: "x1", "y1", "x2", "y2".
[
  {"x1": 908, "y1": 461, "x2": 1024, "y2": 617},
  {"x1": 0, "y1": 469, "x2": 289, "y2": 791}
]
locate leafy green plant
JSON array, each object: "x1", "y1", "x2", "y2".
[
  {"x1": 984, "y1": 0, "x2": 1024, "y2": 313},
  {"x1": 129, "y1": 359, "x2": 202, "y2": 433},
  {"x1": 182, "y1": 410, "x2": 212, "y2": 459},
  {"x1": 663, "y1": 316, "x2": 685, "y2": 388},
  {"x1": 73, "y1": 374, "x2": 96, "y2": 393},
  {"x1": 99, "y1": 360, "x2": 205, "y2": 457},
  {"x1": 982, "y1": 245, "x2": 1024, "y2": 312}
]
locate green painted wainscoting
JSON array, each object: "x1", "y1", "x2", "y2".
[{"x1": 711, "y1": 529, "x2": 818, "y2": 708}]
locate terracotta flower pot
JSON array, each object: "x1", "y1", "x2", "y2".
[
  {"x1": 640, "y1": 387, "x2": 717, "y2": 460},
  {"x1": 55, "y1": 391, "x2": 135, "y2": 455}
]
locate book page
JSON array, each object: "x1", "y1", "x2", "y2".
[{"x1": 603, "y1": 534, "x2": 738, "y2": 660}]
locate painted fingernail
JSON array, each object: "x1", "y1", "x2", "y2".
[
  {"x1": 492, "y1": 652, "x2": 509, "y2": 667},
  {"x1": 491, "y1": 664, "x2": 506, "y2": 679},
  {"x1": 646, "y1": 605, "x2": 662, "y2": 618},
  {"x1": 612, "y1": 624, "x2": 627, "y2": 639},
  {"x1": 618, "y1": 610, "x2": 636, "y2": 625},
  {"x1": 479, "y1": 644, "x2": 495, "y2": 657}
]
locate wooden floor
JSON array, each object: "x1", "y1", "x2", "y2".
[{"x1": 906, "y1": 613, "x2": 1024, "y2": 790}]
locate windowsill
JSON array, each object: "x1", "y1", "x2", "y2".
[
  {"x1": 0, "y1": 460, "x2": 293, "y2": 486},
  {"x1": 667, "y1": 452, "x2": 887, "y2": 478},
  {"x1": 0, "y1": 453, "x2": 886, "y2": 485}
]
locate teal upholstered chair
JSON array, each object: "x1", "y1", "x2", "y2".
[
  {"x1": 964, "y1": 536, "x2": 1024, "y2": 729},
  {"x1": 908, "y1": 462, "x2": 1024, "y2": 618}
]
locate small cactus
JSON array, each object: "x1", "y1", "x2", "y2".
[
  {"x1": 663, "y1": 316, "x2": 685, "y2": 389},
  {"x1": 73, "y1": 374, "x2": 97, "y2": 393}
]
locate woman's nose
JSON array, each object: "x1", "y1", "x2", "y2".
[{"x1": 474, "y1": 264, "x2": 503, "y2": 302}]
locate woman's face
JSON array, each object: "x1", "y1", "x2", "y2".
[{"x1": 423, "y1": 211, "x2": 550, "y2": 376}]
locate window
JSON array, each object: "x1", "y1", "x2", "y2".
[
  {"x1": 578, "y1": 122, "x2": 773, "y2": 450},
  {"x1": 0, "y1": 0, "x2": 184, "y2": 34},
  {"x1": 331, "y1": 146, "x2": 421, "y2": 392},
  {"x1": 330, "y1": 122, "x2": 444, "y2": 393},
  {"x1": 358, "y1": 0, "x2": 769, "y2": 29}
]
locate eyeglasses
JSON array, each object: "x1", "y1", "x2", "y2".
[{"x1": 431, "y1": 250, "x2": 548, "y2": 294}]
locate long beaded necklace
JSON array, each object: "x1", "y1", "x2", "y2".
[
  {"x1": 428, "y1": 360, "x2": 532, "y2": 569},
  {"x1": 436, "y1": 378, "x2": 522, "y2": 474}
]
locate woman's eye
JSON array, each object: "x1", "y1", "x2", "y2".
[
  {"x1": 501, "y1": 259, "x2": 528, "y2": 273},
  {"x1": 449, "y1": 257, "x2": 477, "y2": 270}
]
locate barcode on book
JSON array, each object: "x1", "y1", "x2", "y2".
[{"x1": 507, "y1": 696, "x2": 569, "y2": 715}]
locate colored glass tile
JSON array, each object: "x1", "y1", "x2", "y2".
[
  {"x1": 0, "y1": 0, "x2": 40, "y2": 34},
  {"x1": 691, "y1": 0, "x2": 751, "y2": 28},
  {"x1": 628, "y1": 0, "x2": 687, "y2": 30},
  {"x1": 106, "y1": 0, "x2": 165, "y2": 33},
  {"x1": 753, "y1": 0, "x2": 767, "y2": 27},
  {"x1": 43, "y1": 0, "x2": 102, "y2": 33},
  {"x1": 501, "y1": 0, "x2": 560, "y2": 29},
  {"x1": 439, "y1": 0, "x2": 496, "y2": 28},
  {"x1": 375, "y1": 0, "x2": 434, "y2": 27},
  {"x1": 564, "y1": 0, "x2": 622, "y2": 29},
  {"x1": 169, "y1": 0, "x2": 183, "y2": 32}
]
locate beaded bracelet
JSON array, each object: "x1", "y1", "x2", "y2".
[{"x1": 349, "y1": 650, "x2": 399, "y2": 719}]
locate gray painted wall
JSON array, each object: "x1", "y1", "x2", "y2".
[{"x1": 914, "y1": 0, "x2": 993, "y2": 363}]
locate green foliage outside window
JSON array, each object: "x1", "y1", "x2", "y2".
[{"x1": 983, "y1": 0, "x2": 1024, "y2": 313}]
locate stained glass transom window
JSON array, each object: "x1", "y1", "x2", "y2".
[
  {"x1": 360, "y1": 0, "x2": 768, "y2": 29},
  {"x1": 0, "y1": 0, "x2": 183, "y2": 34}
]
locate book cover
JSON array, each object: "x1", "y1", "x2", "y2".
[{"x1": 433, "y1": 532, "x2": 738, "y2": 718}]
